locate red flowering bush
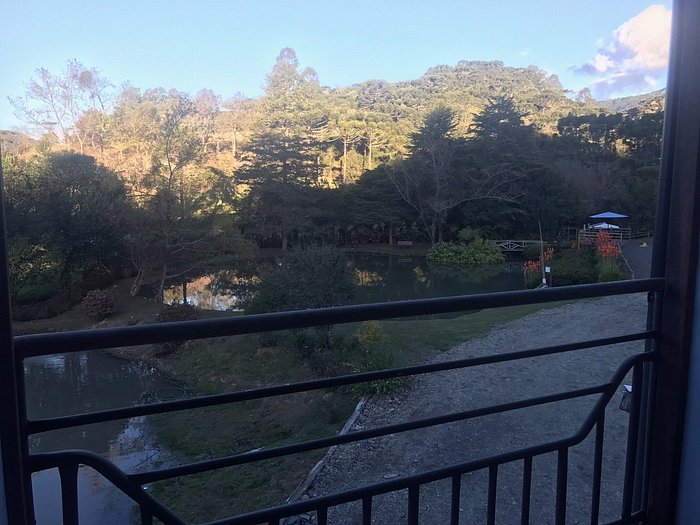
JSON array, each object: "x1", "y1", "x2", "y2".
[
  {"x1": 595, "y1": 230, "x2": 623, "y2": 280},
  {"x1": 523, "y1": 259, "x2": 542, "y2": 288}
]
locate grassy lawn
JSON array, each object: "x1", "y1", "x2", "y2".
[{"x1": 142, "y1": 301, "x2": 561, "y2": 522}]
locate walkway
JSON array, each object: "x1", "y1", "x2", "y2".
[{"x1": 622, "y1": 237, "x2": 653, "y2": 279}]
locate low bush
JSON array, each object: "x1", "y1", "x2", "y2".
[
  {"x1": 522, "y1": 243, "x2": 548, "y2": 261},
  {"x1": 156, "y1": 302, "x2": 200, "y2": 323},
  {"x1": 550, "y1": 248, "x2": 597, "y2": 286},
  {"x1": 16, "y1": 281, "x2": 60, "y2": 305},
  {"x1": 82, "y1": 288, "x2": 116, "y2": 320},
  {"x1": 349, "y1": 321, "x2": 404, "y2": 395},
  {"x1": 12, "y1": 286, "x2": 84, "y2": 321},
  {"x1": 155, "y1": 303, "x2": 200, "y2": 356},
  {"x1": 79, "y1": 266, "x2": 114, "y2": 292},
  {"x1": 427, "y1": 239, "x2": 504, "y2": 266}
]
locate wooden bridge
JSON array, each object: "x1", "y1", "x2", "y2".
[{"x1": 491, "y1": 240, "x2": 540, "y2": 252}]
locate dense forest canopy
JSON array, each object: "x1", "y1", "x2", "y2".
[{"x1": 2, "y1": 49, "x2": 664, "y2": 303}]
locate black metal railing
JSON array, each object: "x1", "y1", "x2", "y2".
[{"x1": 16, "y1": 278, "x2": 664, "y2": 525}]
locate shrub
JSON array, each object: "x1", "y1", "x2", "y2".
[
  {"x1": 522, "y1": 243, "x2": 545, "y2": 261},
  {"x1": 523, "y1": 259, "x2": 543, "y2": 289},
  {"x1": 82, "y1": 288, "x2": 116, "y2": 320},
  {"x1": 16, "y1": 281, "x2": 60, "y2": 305},
  {"x1": 426, "y1": 239, "x2": 504, "y2": 266},
  {"x1": 79, "y1": 265, "x2": 114, "y2": 292},
  {"x1": 350, "y1": 321, "x2": 404, "y2": 395},
  {"x1": 550, "y1": 248, "x2": 597, "y2": 286},
  {"x1": 599, "y1": 269, "x2": 625, "y2": 282},
  {"x1": 156, "y1": 303, "x2": 200, "y2": 323},
  {"x1": 155, "y1": 303, "x2": 200, "y2": 356}
]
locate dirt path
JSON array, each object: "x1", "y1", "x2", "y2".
[{"x1": 304, "y1": 293, "x2": 648, "y2": 524}]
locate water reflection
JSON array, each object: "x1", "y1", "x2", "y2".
[
  {"x1": 162, "y1": 253, "x2": 524, "y2": 311},
  {"x1": 26, "y1": 352, "x2": 180, "y2": 525}
]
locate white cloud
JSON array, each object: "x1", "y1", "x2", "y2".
[{"x1": 574, "y1": 5, "x2": 672, "y2": 97}]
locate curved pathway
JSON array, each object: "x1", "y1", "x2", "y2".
[{"x1": 621, "y1": 237, "x2": 653, "y2": 279}]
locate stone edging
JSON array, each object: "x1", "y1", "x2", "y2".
[{"x1": 281, "y1": 396, "x2": 368, "y2": 524}]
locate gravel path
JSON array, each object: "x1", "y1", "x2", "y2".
[{"x1": 303, "y1": 293, "x2": 648, "y2": 524}]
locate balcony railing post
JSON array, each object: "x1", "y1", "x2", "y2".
[
  {"x1": 0, "y1": 146, "x2": 34, "y2": 524},
  {"x1": 646, "y1": 0, "x2": 700, "y2": 522}
]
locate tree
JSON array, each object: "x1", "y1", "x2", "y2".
[
  {"x1": 390, "y1": 107, "x2": 522, "y2": 244},
  {"x1": 238, "y1": 48, "x2": 324, "y2": 250},
  {"x1": 9, "y1": 59, "x2": 112, "y2": 153},
  {"x1": 108, "y1": 87, "x2": 236, "y2": 300},
  {"x1": 4, "y1": 152, "x2": 130, "y2": 293},
  {"x1": 247, "y1": 246, "x2": 355, "y2": 350},
  {"x1": 317, "y1": 95, "x2": 364, "y2": 184}
]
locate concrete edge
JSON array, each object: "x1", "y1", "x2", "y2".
[{"x1": 281, "y1": 396, "x2": 368, "y2": 523}]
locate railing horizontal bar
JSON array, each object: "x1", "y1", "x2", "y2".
[
  {"x1": 130, "y1": 383, "x2": 608, "y2": 484},
  {"x1": 26, "y1": 330, "x2": 654, "y2": 435},
  {"x1": 16, "y1": 279, "x2": 663, "y2": 357}
]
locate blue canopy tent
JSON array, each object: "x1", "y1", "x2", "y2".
[{"x1": 590, "y1": 211, "x2": 628, "y2": 219}]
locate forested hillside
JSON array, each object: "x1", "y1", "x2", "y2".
[{"x1": 3, "y1": 49, "x2": 663, "y2": 304}]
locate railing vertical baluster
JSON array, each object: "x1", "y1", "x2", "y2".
[
  {"x1": 487, "y1": 465, "x2": 498, "y2": 525},
  {"x1": 362, "y1": 496, "x2": 372, "y2": 525},
  {"x1": 591, "y1": 413, "x2": 606, "y2": 525},
  {"x1": 450, "y1": 474, "x2": 461, "y2": 525},
  {"x1": 317, "y1": 506, "x2": 328, "y2": 525},
  {"x1": 59, "y1": 463, "x2": 79, "y2": 525},
  {"x1": 139, "y1": 506, "x2": 153, "y2": 525},
  {"x1": 555, "y1": 448, "x2": 568, "y2": 525},
  {"x1": 521, "y1": 456, "x2": 532, "y2": 525},
  {"x1": 407, "y1": 484, "x2": 420, "y2": 525},
  {"x1": 623, "y1": 364, "x2": 643, "y2": 517}
]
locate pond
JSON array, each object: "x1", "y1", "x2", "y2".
[
  {"x1": 163, "y1": 253, "x2": 525, "y2": 311},
  {"x1": 25, "y1": 352, "x2": 183, "y2": 525},
  {"x1": 25, "y1": 253, "x2": 524, "y2": 524}
]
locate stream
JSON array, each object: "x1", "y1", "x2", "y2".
[{"x1": 25, "y1": 351, "x2": 182, "y2": 524}]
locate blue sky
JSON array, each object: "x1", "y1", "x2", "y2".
[{"x1": 0, "y1": 0, "x2": 673, "y2": 130}]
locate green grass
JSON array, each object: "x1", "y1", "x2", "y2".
[{"x1": 146, "y1": 301, "x2": 561, "y2": 522}]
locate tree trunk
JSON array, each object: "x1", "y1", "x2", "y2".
[
  {"x1": 281, "y1": 228, "x2": 288, "y2": 251},
  {"x1": 388, "y1": 222, "x2": 393, "y2": 246},
  {"x1": 157, "y1": 262, "x2": 167, "y2": 304},
  {"x1": 342, "y1": 139, "x2": 348, "y2": 184},
  {"x1": 367, "y1": 139, "x2": 373, "y2": 171}
]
